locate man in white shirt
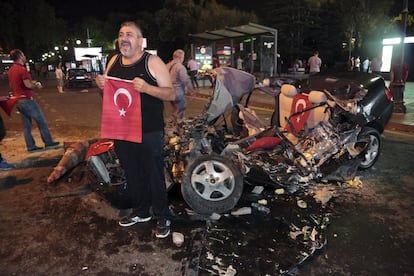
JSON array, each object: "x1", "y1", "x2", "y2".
[{"x1": 308, "y1": 50, "x2": 322, "y2": 74}]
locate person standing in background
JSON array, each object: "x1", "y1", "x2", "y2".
[
  {"x1": 212, "y1": 55, "x2": 220, "y2": 69},
  {"x1": 55, "y1": 63, "x2": 64, "y2": 93},
  {"x1": 8, "y1": 49, "x2": 60, "y2": 153},
  {"x1": 354, "y1": 56, "x2": 361, "y2": 71},
  {"x1": 308, "y1": 50, "x2": 322, "y2": 74},
  {"x1": 187, "y1": 57, "x2": 199, "y2": 89},
  {"x1": 236, "y1": 56, "x2": 243, "y2": 70},
  {"x1": 362, "y1": 57, "x2": 370, "y2": 73},
  {"x1": 166, "y1": 49, "x2": 195, "y2": 120},
  {"x1": 370, "y1": 54, "x2": 383, "y2": 76}
]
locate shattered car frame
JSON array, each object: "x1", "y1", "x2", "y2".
[
  {"x1": 83, "y1": 68, "x2": 393, "y2": 215},
  {"x1": 169, "y1": 70, "x2": 393, "y2": 214}
]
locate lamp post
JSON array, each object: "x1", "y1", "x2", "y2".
[
  {"x1": 54, "y1": 45, "x2": 69, "y2": 64},
  {"x1": 390, "y1": 0, "x2": 409, "y2": 113}
]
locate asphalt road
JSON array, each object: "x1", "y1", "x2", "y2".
[{"x1": 1, "y1": 78, "x2": 413, "y2": 275}]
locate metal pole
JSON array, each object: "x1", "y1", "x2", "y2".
[
  {"x1": 87, "y1": 28, "x2": 91, "y2": 47},
  {"x1": 390, "y1": 0, "x2": 408, "y2": 113},
  {"x1": 274, "y1": 29, "x2": 278, "y2": 77}
]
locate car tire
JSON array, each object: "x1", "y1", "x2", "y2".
[
  {"x1": 181, "y1": 154, "x2": 243, "y2": 215},
  {"x1": 358, "y1": 127, "x2": 381, "y2": 169}
]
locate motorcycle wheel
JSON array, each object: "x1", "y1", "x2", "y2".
[
  {"x1": 358, "y1": 127, "x2": 381, "y2": 169},
  {"x1": 182, "y1": 154, "x2": 243, "y2": 215}
]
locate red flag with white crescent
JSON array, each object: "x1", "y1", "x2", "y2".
[
  {"x1": 101, "y1": 76, "x2": 142, "y2": 143},
  {"x1": 285, "y1": 93, "x2": 312, "y2": 133}
]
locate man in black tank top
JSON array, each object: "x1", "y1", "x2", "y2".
[{"x1": 96, "y1": 21, "x2": 175, "y2": 239}]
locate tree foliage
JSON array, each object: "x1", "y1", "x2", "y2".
[
  {"x1": 0, "y1": 0, "x2": 66, "y2": 57},
  {"x1": 153, "y1": 0, "x2": 257, "y2": 60},
  {"x1": 258, "y1": 0, "x2": 403, "y2": 67}
]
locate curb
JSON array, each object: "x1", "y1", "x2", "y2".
[{"x1": 385, "y1": 121, "x2": 414, "y2": 133}]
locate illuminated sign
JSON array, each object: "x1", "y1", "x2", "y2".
[
  {"x1": 381, "y1": 36, "x2": 414, "y2": 72},
  {"x1": 74, "y1": 47, "x2": 102, "y2": 61}
]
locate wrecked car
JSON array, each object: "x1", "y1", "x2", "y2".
[{"x1": 176, "y1": 71, "x2": 393, "y2": 214}]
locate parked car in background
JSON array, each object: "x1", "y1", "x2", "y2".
[{"x1": 66, "y1": 68, "x2": 92, "y2": 88}]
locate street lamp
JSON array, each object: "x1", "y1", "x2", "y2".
[
  {"x1": 54, "y1": 45, "x2": 69, "y2": 62},
  {"x1": 390, "y1": 0, "x2": 409, "y2": 113}
]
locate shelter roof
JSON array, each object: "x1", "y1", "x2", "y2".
[{"x1": 189, "y1": 23, "x2": 277, "y2": 41}]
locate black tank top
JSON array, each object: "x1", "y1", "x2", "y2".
[{"x1": 108, "y1": 52, "x2": 164, "y2": 133}]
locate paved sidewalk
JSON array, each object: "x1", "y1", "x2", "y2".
[{"x1": 385, "y1": 81, "x2": 414, "y2": 133}]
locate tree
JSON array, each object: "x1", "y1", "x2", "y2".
[
  {"x1": 153, "y1": 0, "x2": 257, "y2": 60},
  {"x1": 0, "y1": 1, "x2": 19, "y2": 54},
  {"x1": 332, "y1": 0, "x2": 395, "y2": 60},
  {"x1": 260, "y1": 0, "x2": 317, "y2": 66},
  {"x1": 4, "y1": 0, "x2": 67, "y2": 59}
]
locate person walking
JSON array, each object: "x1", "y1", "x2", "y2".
[
  {"x1": 7, "y1": 49, "x2": 59, "y2": 153},
  {"x1": 187, "y1": 57, "x2": 199, "y2": 89},
  {"x1": 308, "y1": 50, "x2": 322, "y2": 74},
  {"x1": 55, "y1": 63, "x2": 64, "y2": 93},
  {"x1": 95, "y1": 21, "x2": 176, "y2": 239},
  {"x1": 166, "y1": 49, "x2": 195, "y2": 120}
]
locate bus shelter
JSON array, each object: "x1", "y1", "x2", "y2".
[{"x1": 189, "y1": 23, "x2": 278, "y2": 78}]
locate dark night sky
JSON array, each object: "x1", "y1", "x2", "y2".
[{"x1": 45, "y1": 0, "x2": 252, "y2": 22}]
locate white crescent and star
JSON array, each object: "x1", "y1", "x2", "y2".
[
  {"x1": 294, "y1": 99, "x2": 307, "y2": 123},
  {"x1": 113, "y1": 88, "x2": 132, "y2": 117}
]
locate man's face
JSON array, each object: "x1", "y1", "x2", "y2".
[
  {"x1": 18, "y1": 52, "x2": 27, "y2": 64},
  {"x1": 118, "y1": 25, "x2": 142, "y2": 58}
]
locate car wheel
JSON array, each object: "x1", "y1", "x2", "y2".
[
  {"x1": 358, "y1": 127, "x2": 381, "y2": 169},
  {"x1": 181, "y1": 154, "x2": 243, "y2": 215}
]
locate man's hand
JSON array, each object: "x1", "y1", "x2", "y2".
[
  {"x1": 32, "y1": 81, "x2": 42, "y2": 89},
  {"x1": 133, "y1": 77, "x2": 149, "y2": 93},
  {"x1": 95, "y1": 74, "x2": 106, "y2": 90}
]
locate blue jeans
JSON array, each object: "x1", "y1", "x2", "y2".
[{"x1": 15, "y1": 98, "x2": 55, "y2": 150}]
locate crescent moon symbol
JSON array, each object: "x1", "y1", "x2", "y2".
[
  {"x1": 295, "y1": 99, "x2": 307, "y2": 123},
  {"x1": 295, "y1": 99, "x2": 306, "y2": 112},
  {"x1": 113, "y1": 88, "x2": 132, "y2": 108}
]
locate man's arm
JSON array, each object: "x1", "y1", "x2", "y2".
[
  {"x1": 23, "y1": 79, "x2": 42, "y2": 89},
  {"x1": 133, "y1": 55, "x2": 175, "y2": 101}
]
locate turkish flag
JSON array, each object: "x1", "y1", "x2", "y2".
[
  {"x1": 101, "y1": 76, "x2": 142, "y2": 143},
  {"x1": 0, "y1": 95, "x2": 26, "y2": 117},
  {"x1": 285, "y1": 93, "x2": 313, "y2": 134}
]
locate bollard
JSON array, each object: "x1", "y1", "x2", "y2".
[{"x1": 390, "y1": 81, "x2": 406, "y2": 113}]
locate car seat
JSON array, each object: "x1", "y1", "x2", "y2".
[{"x1": 306, "y1": 90, "x2": 329, "y2": 129}]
